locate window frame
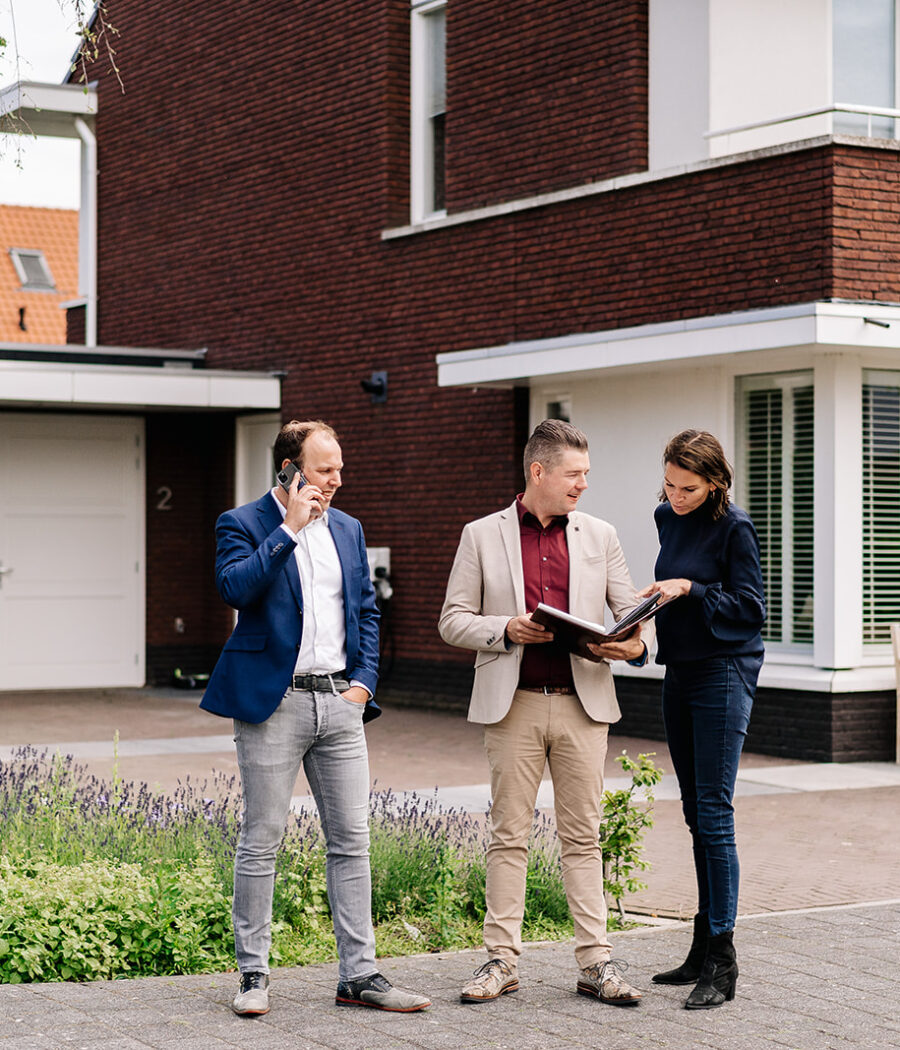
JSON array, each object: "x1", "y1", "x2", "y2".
[{"x1": 410, "y1": 0, "x2": 447, "y2": 224}]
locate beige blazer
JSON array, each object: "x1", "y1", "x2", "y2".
[{"x1": 439, "y1": 500, "x2": 652, "y2": 725}]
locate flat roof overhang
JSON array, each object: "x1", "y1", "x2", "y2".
[
  {"x1": 0, "y1": 80, "x2": 97, "y2": 137},
  {"x1": 0, "y1": 345, "x2": 281, "y2": 411},
  {"x1": 436, "y1": 301, "x2": 900, "y2": 387}
]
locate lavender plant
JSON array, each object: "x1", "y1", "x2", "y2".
[{"x1": 0, "y1": 745, "x2": 655, "y2": 983}]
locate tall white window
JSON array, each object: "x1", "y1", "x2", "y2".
[
  {"x1": 737, "y1": 374, "x2": 815, "y2": 648},
  {"x1": 833, "y1": 0, "x2": 897, "y2": 136},
  {"x1": 862, "y1": 371, "x2": 900, "y2": 644},
  {"x1": 410, "y1": 0, "x2": 446, "y2": 222}
]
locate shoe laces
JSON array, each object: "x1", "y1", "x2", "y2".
[
  {"x1": 585, "y1": 958, "x2": 629, "y2": 983},
  {"x1": 239, "y1": 971, "x2": 267, "y2": 992},
  {"x1": 473, "y1": 958, "x2": 513, "y2": 979}
]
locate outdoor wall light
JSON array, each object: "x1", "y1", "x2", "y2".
[{"x1": 361, "y1": 370, "x2": 388, "y2": 404}]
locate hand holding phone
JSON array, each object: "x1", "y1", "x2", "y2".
[
  {"x1": 276, "y1": 461, "x2": 307, "y2": 494},
  {"x1": 277, "y1": 461, "x2": 324, "y2": 530}
]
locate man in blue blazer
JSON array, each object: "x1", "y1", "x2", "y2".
[{"x1": 202, "y1": 420, "x2": 430, "y2": 1016}]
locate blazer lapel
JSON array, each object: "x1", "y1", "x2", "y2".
[
  {"x1": 326, "y1": 513, "x2": 354, "y2": 611},
  {"x1": 567, "y1": 511, "x2": 584, "y2": 614},
  {"x1": 498, "y1": 501, "x2": 526, "y2": 614}
]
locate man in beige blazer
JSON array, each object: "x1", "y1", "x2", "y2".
[{"x1": 439, "y1": 419, "x2": 652, "y2": 1007}]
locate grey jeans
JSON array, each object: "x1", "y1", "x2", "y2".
[{"x1": 232, "y1": 686, "x2": 376, "y2": 980}]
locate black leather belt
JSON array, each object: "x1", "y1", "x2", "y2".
[
  {"x1": 520, "y1": 685, "x2": 576, "y2": 695},
  {"x1": 291, "y1": 673, "x2": 350, "y2": 692}
]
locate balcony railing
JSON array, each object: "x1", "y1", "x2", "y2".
[{"x1": 707, "y1": 103, "x2": 900, "y2": 143}]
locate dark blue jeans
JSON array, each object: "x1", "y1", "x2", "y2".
[{"x1": 662, "y1": 657, "x2": 755, "y2": 936}]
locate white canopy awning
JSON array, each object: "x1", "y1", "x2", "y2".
[
  {"x1": 0, "y1": 345, "x2": 281, "y2": 411},
  {"x1": 436, "y1": 301, "x2": 900, "y2": 387}
]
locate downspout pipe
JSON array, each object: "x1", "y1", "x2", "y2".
[{"x1": 74, "y1": 116, "x2": 97, "y2": 348}]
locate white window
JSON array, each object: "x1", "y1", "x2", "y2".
[
  {"x1": 545, "y1": 396, "x2": 572, "y2": 423},
  {"x1": 737, "y1": 373, "x2": 814, "y2": 648},
  {"x1": 833, "y1": 0, "x2": 897, "y2": 137},
  {"x1": 9, "y1": 248, "x2": 55, "y2": 291},
  {"x1": 410, "y1": 0, "x2": 446, "y2": 222},
  {"x1": 862, "y1": 371, "x2": 900, "y2": 644}
]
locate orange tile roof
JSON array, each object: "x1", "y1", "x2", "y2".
[{"x1": 0, "y1": 204, "x2": 79, "y2": 345}]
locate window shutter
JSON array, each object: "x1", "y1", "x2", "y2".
[
  {"x1": 739, "y1": 373, "x2": 814, "y2": 647},
  {"x1": 791, "y1": 386, "x2": 815, "y2": 643},
  {"x1": 862, "y1": 382, "x2": 900, "y2": 644},
  {"x1": 745, "y1": 388, "x2": 783, "y2": 642}
]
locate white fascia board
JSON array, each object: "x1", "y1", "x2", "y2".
[
  {"x1": 0, "y1": 81, "x2": 97, "y2": 138},
  {"x1": 436, "y1": 301, "x2": 900, "y2": 387},
  {"x1": 0, "y1": 360, "x2": 280, "y2": 410}
]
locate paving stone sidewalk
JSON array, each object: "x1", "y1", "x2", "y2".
[{"x1": 1, "y1": 901, "x2": 897, "y2": 1050}]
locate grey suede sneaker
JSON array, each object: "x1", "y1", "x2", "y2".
[
  {"x1": 577, "y1": 959, "x2": 642, "y2": 1006},
  {"x1": 231, "y1": 971, "x2": 270, "y2": 1015},
  {"x1": 460, "y1": 958, "x2": 519, "y2": 1002},
  {"x1": 335, "y1": 972, "x2": 431, "y2": 1012}
]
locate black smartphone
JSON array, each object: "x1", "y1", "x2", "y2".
[{"x1": 276, "y1": 462, "x2": 308, "y2": 494}]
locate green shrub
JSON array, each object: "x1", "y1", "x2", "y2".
[
  {"x1": 0, "y1": 856, "x2": 232, "y2": 984},
  {"x1": 601, "y1": 752, "x2": 664, "y2": 923}
]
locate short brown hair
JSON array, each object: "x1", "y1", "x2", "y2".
[
  {"x1": 662, "y1": 429, "x2": 732, "y2": 520},
  {"x1": 272, "y1": 419, "x2": 339, "y2": 471},
  {"x1": 523, "y1": 419, "x2": 589, "y2": 479}
]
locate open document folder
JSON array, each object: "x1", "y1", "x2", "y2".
[{"x1": 530, "y1": 592, "x2": 661, "y2": 656}]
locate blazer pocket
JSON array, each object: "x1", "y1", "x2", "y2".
[
  {"x1": 474, "y1": 650, "x2": 501, "y2": 669},
  {"x1": 223, "y1": 634, "x2": 267, "y2": 652}
]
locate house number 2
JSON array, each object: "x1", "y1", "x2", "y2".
[{"x1": 156, "y1": 486, "x2": 173, "y2": 511}]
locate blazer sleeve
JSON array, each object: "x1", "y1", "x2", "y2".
[
  {"x1": 347, "y1": 520, "x2": 380, "y2": 696},
  {"x1": 439, "y1": 522, "x2": 514, "y2": 653},
  {"x1": 214, "y1": 509, "x2": 297, "y2": 610}
]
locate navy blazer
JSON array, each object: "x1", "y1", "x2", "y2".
[{"x1": 200, "y1": 492, "x2": 381, "y2": 724}]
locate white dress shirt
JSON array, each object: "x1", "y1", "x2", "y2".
[
  {"x1": 271, "y1": 491, "x2": 371, "y2": 698},
  {"x1": 271, "y1": 490, "x2": 347, "y2": 674}
]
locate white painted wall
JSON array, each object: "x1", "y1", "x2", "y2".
[
  {"x1": 648, "y1": 0, "x2": 710, "y2": 170},
  {"x1": 531, "y1": 366, "x2": 729, "y2": 603},
  {"x1": 235, "y1": 413, "x2": 281, "y2": 508},
  {"x1": 708, "y1": 0, "x2": 831, "y2": 156}
]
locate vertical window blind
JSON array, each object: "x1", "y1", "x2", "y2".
[
  {"x1": 739, "y1": 375, "x2": 814, "y2": 646},
  {"x1": 862, "y1": 377, "x2": 900, "y2": 644}
]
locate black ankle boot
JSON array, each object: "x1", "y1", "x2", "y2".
[
  {"x1": 652, "y1": 913, "x2": 709, "y2": 985},
  {"x1": 684, "y1": 930, "x2": 737, "y2": 1009}
]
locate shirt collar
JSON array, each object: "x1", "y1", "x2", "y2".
[
  {"x1": 515, "y1": 493, "x2": 568, "y2": 531},
  {"x1": 269, "y1": 487, "x2": 329, "y2": 528}
]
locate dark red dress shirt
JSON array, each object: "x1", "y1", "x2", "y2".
[{"x1": 515, "y1": 495, "x2": 575, "y2": 690}]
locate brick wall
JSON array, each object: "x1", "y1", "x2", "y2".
[
  {"x1": 445, "y1": 0, "x2": 647, "y2": 210},
  {"x1": 612, "y1": 677, "x2": 897, "y2": 763},
  {"x1": 831, "y1": 146, "x2": 900, "y2": 302},
  {"x1": 144, "y1": 414, "x2": 235, "y2": 684}
]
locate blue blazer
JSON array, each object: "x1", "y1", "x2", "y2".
[{"x1": 200, "y1": 492, "x2": 381, "y2": 724}]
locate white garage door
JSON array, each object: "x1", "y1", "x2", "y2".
[{"x1": 0, "y1": 413, "x2": 144, "y2": 689}]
